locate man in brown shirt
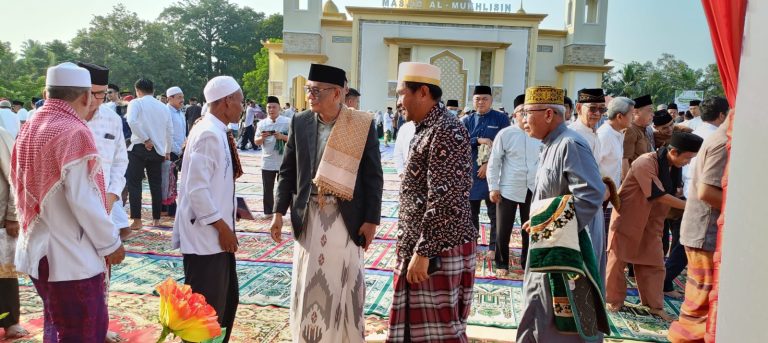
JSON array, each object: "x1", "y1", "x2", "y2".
[
  {"x1": 606, "y1": 132, "x2": 703, "y2": 321},
  {"x1": 623, "y1": 94, "x2": 654, "y2": 179}
]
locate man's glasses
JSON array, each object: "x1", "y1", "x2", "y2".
[
  {"x1": 586, "y1": 106, "x2": 608, "y2": 115},
  {"x1": 92, "y1": 91, "x2": 107, "y2": 100},
  {"x1": 520, "y1": 108, "x2": 548, "y2": 119},
  {"x1": 303, "y1": 86, "x2": 335, "y2": 96}
]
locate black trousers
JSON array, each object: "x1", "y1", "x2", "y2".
[
  {"x1": 470, "y1": 197, "x2": 497, "y2": 250},
  {"x1": 495, "y1": 191, "x2": 532, "y2": 270},
  {"x1": 126, "y1": 145, "x2": 164, "y2": 220},
  {"x1": 161, "y1": 153, "x2": 180, "y2": 216},
  {"x1": 262, "y1": 170, "x2": 279, "y2": 215},
  {"x1": 183, "y1": 252, "x2": 239, "y2": 343},
  {"x1": 238, "y1": 124, "x2": 256, "y2": 150},
  {"x1": 663, "y1": 218, "x2": 688, "y2": 292},
  {"x1": 0, "y1": 278, "x2": 20, "y2": 328}
]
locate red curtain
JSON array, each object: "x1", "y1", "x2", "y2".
[{"x1": 700, "y1": 1, "x2": 747, "y2": 341}]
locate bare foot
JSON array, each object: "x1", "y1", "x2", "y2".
[
  {"x1": 606, "y1": 303, "x2": 623, "y2": 312},
  {"x1": 105, "y1": 331, "x2": 123, "y2": 343},
  {"x1": 486, "y1": 250, "x2": 495, "y2": 260},
  {"x1": 649, "y1": 308, "x2": 675, "y2": 321},
  {"x1": 130, "y1": 219, "x2": 142, "y2": 230},
  {"x1": 665, "y1": 290, "x2": 684, "y2": 299},
  {"x1": 495, "y1": 268, "x2": 509, "y2": 278},
  {"x1": 4, "y1": 324, "x2": 29, "y2": 339},
  {"x1": 152, "y1": 219, "x2": 161, "y2": 227},
  {"x1": 119, "y1": 227, "x2": 132, "y2": 241}
]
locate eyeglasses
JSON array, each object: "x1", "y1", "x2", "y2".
[
  {"x1": 520, "y1": 108, "x2": 548, "y2": 119},
  {"x1": 303, "y1": 86, "x2": 335, "y2": 96},
  {"x1": 91, "y1": 91, "x2": 107, "y2": 100},
  {"x1": 587, "y1": 106, "x2": 608, "y2": 115}
]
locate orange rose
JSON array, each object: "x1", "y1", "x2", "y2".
[{"x1": 156, "y1": 278, "x2": 223, "y2": 343}]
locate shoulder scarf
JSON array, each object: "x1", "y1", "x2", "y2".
[
  {"x1": 528, "y1": 195, "x2": 610, "y2": 340},
  {"x1": 11, "y1": 99, "x2": 107, "y2": 234},
  {"x1": 656, "y1": 146, "x2": 682, "y2": 197},
  {"x1": 313, "y1": 106, "x2": 373, "y2": 201}
]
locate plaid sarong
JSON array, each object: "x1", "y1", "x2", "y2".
[
  {"x1": 668, "y1": 247, "x2": 716, "y2": 343},
  {"x1": 386, "y1": 241, "x2": 476, "y2": 343}
]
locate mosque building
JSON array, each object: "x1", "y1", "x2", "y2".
[{"x1": 266, "y1": 0, "x2": 611, "y2": 111}]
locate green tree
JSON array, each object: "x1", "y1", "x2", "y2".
[{"x1": 242, "y1": 47, "x2": 270, "y2": 103}]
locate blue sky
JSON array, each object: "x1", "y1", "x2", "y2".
[{"x1": 2, "y1": 0, "x2": 715, "y2": 69}]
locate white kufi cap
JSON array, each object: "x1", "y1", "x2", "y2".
[
  {"x1": 397, "y1": 62, "x2": 441, "y2": 87},
  {"x1": 203, "y1": 76, "x2": 241, "y2": 103},
  {"x1": 166, "y1": 86, "x2": 183, "y2": 97},
  {"x1": 46, "y1": 62, "x2": 91, "y2": 88}
]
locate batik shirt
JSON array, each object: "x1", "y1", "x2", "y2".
[{"x1": 396, "y1": 105, "x2": 477, "y2": 259}]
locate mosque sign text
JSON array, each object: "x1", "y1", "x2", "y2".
[{"x1": 381, "y1": 0, "x2": 516, "y2": 13}]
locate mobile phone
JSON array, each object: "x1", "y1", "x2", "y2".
[{"x1": 427, "y1": 256, "x2": 441, "y2": 275}]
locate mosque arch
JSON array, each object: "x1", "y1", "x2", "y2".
[{"x1": 430, "y1": 50, "x2": 468, "y2": 108}]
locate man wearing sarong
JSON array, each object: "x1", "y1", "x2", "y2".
[
  {"x1": 13, "y1": 62, "x2": 125, "y2": 342},
  {"x1": 623, "y1": 95, "x2": 654, "y2": 179},
  {"x1": 516, "y1": 87, "x2": 607, "y2": 343},
  {"x1": 516, "y1": 86, "x2": 608, "y2": 342},
  {"x1": 386, "y1": 62, "x2": 477, "y2": 342},
  {"x1": 79, "y1": 61, "x2": 131, "y2": 343},
  {"x1": 667, "y1": 105, "x2": 729, "y2": 343},
  {"x1": 606, "y1": 132, "x2": 703, "y2": 321},
  {"x1": 270, "y1": 63, "x2": 383, "y2": 342},
  {"x1": 172, "y1": 76, "x2": 244, "y2": 343}
]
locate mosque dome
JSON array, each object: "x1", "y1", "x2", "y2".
[{"x1": 323, "y1": 0, "x2": 340, "y2": 14}]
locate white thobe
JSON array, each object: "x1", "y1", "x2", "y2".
[
  {"x1": 126, "y1": 95, "x2": 173, "y2": 157},
  {"x1": 596, "y1": 122, "x2": 625, "y2": 187},
  {"x1": 682, "y1": 116, "x2": 703, "y2": 131},
  {"x1": 487, "y1": 125, "x2": 541, "y2": 202},
  {"x1": 393, "y1": 121, "x2": 415, "y2": 176},
  {"x1": 88, "y1": 105, "x2": 130, "y2": 229},
  {"x1": 172, "y1": 114, "x2": 236, "y2": 255},
  {"x1": 168, "y1": 104, "x2": 187, "y2": 155},
  {"x1": 569, "y1": 120, "x2": 602, "y2": 163},
  {"x1": 14, "y1": 160, "x2": 121, "y2": 281},
  {"x1": 0, "y1": 109, "x2": 20, "y2": 139}
]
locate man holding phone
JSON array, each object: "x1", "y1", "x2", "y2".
[{"x1": 254, "y1": 96, "x2": 290, "y2": 220}]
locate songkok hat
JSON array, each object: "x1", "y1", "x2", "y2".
[
  {"x1": 397, "y1": 62, "x2": 441, "y2": 86},
  {"x1": 667, "y1": 103, "x2": 678, "y2": 110},
  {"x1": 46, "y1": 62, "x2": 91, "y2": 88},
  {"x1": 689, "y1": 100, "x2": 701, "y2": 106},
  {"x1": 525, "y1": 86, "x2": 565, "y2": 105},
  {"x1": 669, "y1": 132, "x2": 703, "y2": 153},
  {"x1": 166, "y1": 86, "x2": 183, "y2": 97},
  {"x1": 76, "y1": 62, "x2": 109, "y2": 86},
  {"x1": 633, "y1": 94, "x2": 652, "y2": 108},
  {"x1": 11, "y1": 100, "x2": 23, "y2": 106},
  {"x1": 347, "y1": 88, "x2": 360, "y2": 97},
  {"x1": 267, "y1": 96, "x2": 280, "y2": 104},
  {"x1": 446, "y1": 99, "x2": 459, "y2": 107},
  {"x1": 513, "y1": 94, "x2": 525, "y2": 108},
  {"x1": 473, "y1": 85, "x2": 492, "y2": 96},
  {"x1": 653, "y1": 110, "x2": 673, "y2": 126},
  {"x1": 0, "y1": 100, "x2": 10, "y2": 108},
  {"x1": 577, "y1": 88, "x2": 605, "y2": 103},
  {"x1": 203, "y1": 76, "x2": 241, "y2": 103},
  {"x1": 308, "y1": 64, "x2": 346, "y2": 87}
]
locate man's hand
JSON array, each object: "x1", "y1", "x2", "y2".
[
  {"x1": 490, "y1": 190, "x2": 501, "y2": 204},
  {"x1": 407, "y1": 254, "x2": 430, "y2": 284},
  {"x1": 217, "y1": 225, "x2": 238, "y2": 253},
  {"x1": 4, "y1": 220, "x2": 19, "y2": 238},
  {"x1": 106, "y1": 193, "x2": 119, "y2": 213},
  {"x1": 477, "y1": 138, "x2": 493, "y2": 146},
  {"x1": 357, "y1": 222, "x2": 376, "y2": 250},
  {"x1": 165, "y1": 153, "x2": 170, "y2": 161},
  {"x1": 260, "y1": 131, "x2": 271, "y2": 139},
  {"x1": 522, "y1": 220, "x2": 531, "y2": 233},
  {"x1": 477, "y1": 163, "x2": 488, "y2": 179},
  {"x1": 106, "y1": 244, "x2": 126, "y2": 265},
  {"x1": 270, "y1": 215, "x2": 283, "y2": 243},
  {"x1": 144, "y1": 139, "x2": 154, "y2": 151}
]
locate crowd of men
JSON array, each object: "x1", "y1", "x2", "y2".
[{"x1": 0, "y1": 59, "x2": 728, "y2": 343}]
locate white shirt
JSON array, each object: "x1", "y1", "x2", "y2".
[
  {"x1": 0, "y1": 109, "x2": 20, "y2": 139},
  {"x1": 393, "y1": 121, "x2": 416, "y2": 176},
  {"x1": 27, "y1": 109, "x2": 37, "y2": 121},
  {"x1": 16, "y1": 109, "x2": 29, "y2": 122},
  {"x1": 244, "y1": 107, "x2": 255, "y2": 126},
  {"x1": 168, "y1": 104, "x2": 187, "y2": 155},
  {"x1": 569, "y1": 119, "x2": 602, "y2": 163},
  {"x1": 383, "y1": 111, "x2": 394, "y2": 131},
  {"x1": 683, "y1": 122, "x2": 719, "y2": 198},
  {"x1": 88, "y1": 106, "x2": 129, "y2": 196},
  {"x1": 126, "y1": 95, "x2": 173, "y2": 157},
  {"x1": 256, "y1": 115, "x2": 291, "y2": 171},
  {"x1": 172, "y1": 114, "x2": 236, "y2": 255},
  {"x1": 15, "y1": 159, "x2": 121, "y2": 281},
  {"x1": 683, "y1": 116, "x2": 703, "y2": 131},
  {"x1": 281, "y1": 108, "x2": 295, "y2": 119},
  {"x1": 487, "y1": 125, "x2": 541, "y2": 202},
  {"x1": 596, "y1": 122, "x2": 625, "y2": 187}
]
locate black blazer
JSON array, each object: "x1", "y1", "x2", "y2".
[{"x1": 274, "y1": 109, "x2": 383, "y2": 246}]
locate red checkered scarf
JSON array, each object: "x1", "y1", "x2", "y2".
[{"x1": 11, "y1": 99, "x2": 107, "y2": 233}]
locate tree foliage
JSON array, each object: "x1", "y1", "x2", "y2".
[
  {"x1": 603, "y1": 53, "x2": 725, "y2": 104},
  {"x1": 1, "y1": 1, "x2": 282, "y2": 106}
]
